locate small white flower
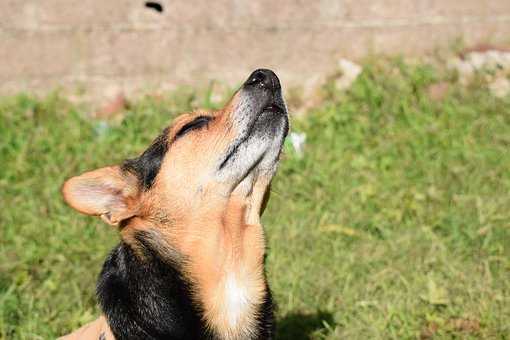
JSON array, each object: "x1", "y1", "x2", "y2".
[{"x1": 289, "y1": 132, "x2": 306, "y2": 158}]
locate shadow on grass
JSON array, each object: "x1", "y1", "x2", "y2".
[{"x1": 276, "y1": 310, "x2": 335, "y2": 340}]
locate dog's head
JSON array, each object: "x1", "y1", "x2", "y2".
[{"x1": 62, "y1": 69, "x2": 288, "y2": 250}]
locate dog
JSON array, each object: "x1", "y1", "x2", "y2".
[{"x1": 60, "y1": 69, "x2": 289, "y2": 340}]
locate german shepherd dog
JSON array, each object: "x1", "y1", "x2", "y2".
[{"x1": 60, "y1": 69, "x2": 289, "y2": 340}]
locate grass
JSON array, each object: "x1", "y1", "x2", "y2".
[{"x1": 1, "y1": 58, "x2": 509, "y2": 339}]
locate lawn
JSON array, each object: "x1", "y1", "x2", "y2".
[{"x1": 1, "y1": 58, "x2": 509, "y2": 339}]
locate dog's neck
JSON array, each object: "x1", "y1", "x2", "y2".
[
  {"x1": 101, "y1": 197, "x2": 274, "y2": 340},
  {"x1": 178, "y1": 198, "x2": 269, "y2": 340},
  {"x1": 97, "y1": 242, "x2": 207, "y2": 339}
]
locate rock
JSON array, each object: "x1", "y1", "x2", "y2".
[
  {"x1": 289, "y1": 59, "x2": 362, "y2": 118},
  {"x1": 290, "y1": 74, "x2": 327, "y2": 118},
  {"x1": 449, "y1": 45, "x2": 510, "y2": 84},
  {"x1": 92, "y1": 93, "x2": 128, "y2": 120},
  {"x1": 335, "y1": 58, "x2": 363, "y2": 91},
  {"x1": 489, "y1": 77, "x2": 510, "y2": 98}
]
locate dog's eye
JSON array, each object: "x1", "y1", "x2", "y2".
[{"x1": 175, "y1": 116, "x2": 213, "y2": 139}]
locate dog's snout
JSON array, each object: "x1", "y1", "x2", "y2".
[{"x1": 244, "y1": 69, "x2": 281, "y2": 90}]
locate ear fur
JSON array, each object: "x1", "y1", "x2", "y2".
[{"x1": 62, "y1": 166, "x2": 140, "y2": 226}]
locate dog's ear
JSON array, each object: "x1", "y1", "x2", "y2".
[{"x1": 62, "y1": 166, "x2": 140, "y2": 226}]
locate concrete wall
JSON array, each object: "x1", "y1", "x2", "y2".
[{"x1": 1, "y1": 1, "x2": 510, "y2": 100}]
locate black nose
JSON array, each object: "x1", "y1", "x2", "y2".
[{"x1": 244, "y1": 69, "x2": 281, "y2": 90}]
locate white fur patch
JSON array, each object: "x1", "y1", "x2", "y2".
[
  {"x1": 224, "y1": 273, "x2": 251, "y2": 328},
  {"x1": 206, "y1": 271, "x2": 261, "y2": 340}
]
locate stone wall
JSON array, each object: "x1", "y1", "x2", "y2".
[{"x1": 1, "y1": 0, "x2": 509, "y2": 100}]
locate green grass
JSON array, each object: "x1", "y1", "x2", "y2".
[{"x1": 1, "y1": 58, "x2": 509, "y2": 339}]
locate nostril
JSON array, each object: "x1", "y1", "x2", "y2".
[
  {"x1": 244, "y1": 69, "x2": 280, "y2": 90},
  {"x1": 246, "y1": 70, "x2": 267, "y2": 87}
]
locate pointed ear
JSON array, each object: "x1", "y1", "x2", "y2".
[{"x1": 62, "y1": 166, "x2": 140, "y2": 226}]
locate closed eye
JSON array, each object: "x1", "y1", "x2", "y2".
[{"x1": 175, "y1": 116, "x2": 213, "y2": 139}]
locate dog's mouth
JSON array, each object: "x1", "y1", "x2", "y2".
[
  {"x1": 215, "y1": 68, "x2": 288, "y2": 192},
  {"x1": 219, "y1": 99, "x2": 288, "y2": 171},
  {"x1": 264, "y1": 103, "x2": 286, "y2": 114}
]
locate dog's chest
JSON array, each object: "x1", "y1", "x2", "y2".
[
  {"x1": 204, "y1": 271, "x2": 264, "y2": 340},
  {"x1": 223, "y1": 274, "x2": 252, "y2": 327}
]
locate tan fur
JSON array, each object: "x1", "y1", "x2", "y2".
[
  {"x1": 58, "y1": 316, "x2": 114, "y2": 340},
  {"x1": 62, "y1": 166, "x2": 140, "y2": 225},
  {"x1": 62, "y1": 86, "x2": 284, "y2": 339}
]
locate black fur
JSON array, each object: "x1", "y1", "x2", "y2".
[
  {"x1": 103, "y1": 117, "x2": 275, "y2": 339},
  {"x1": 174, "y1": 116, "x2": 213, "y2": 140},
  {"x1": 253, "y1": 280, "x2": 276, "y2": 340},
  {"x1": 97, "y1": 234, "x2": 275, "y2": 340},
  {"x1": 97, "y1": 239, "x2": 207, "y2": 340},
  {"x1": 122, "y1": 128, "x2": 169, "y2": 190}
]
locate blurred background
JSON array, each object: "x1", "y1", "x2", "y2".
[
  {"x1": 2, "y1": 1, "x2": 510, "y2": 102},
  {"x1": 1, "y1": 1, "x2": 510, "y2": 339}
]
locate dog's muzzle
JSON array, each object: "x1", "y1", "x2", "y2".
[{"x1": 241, "y1": 69, "x2": 287, "y2": 119}]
